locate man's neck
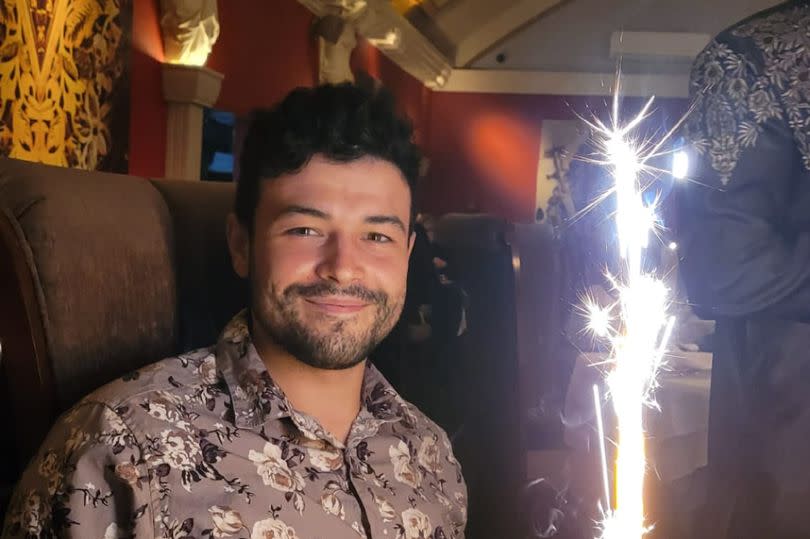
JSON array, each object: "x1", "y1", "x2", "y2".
[{"x1": 251, "y1": 322, "x2": 365, "y2": 445}]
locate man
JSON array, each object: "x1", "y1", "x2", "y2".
[
  {"x1": 679, "y1": 1, "x2": 810, "y2": 537},
  {"x1": 1, "y1": 83, "x2": 467, "y2": 538}
]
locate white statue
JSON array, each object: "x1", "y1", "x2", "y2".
[
  {"x1": 160, "y1": 0, "x2": 220, "y2": 66},
  {"x1": 317, "y1": 15, "x2": 358, "y2": 84}
]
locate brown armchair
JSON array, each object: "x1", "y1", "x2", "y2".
[
  {"x1": 0, "y1": 159, "x2": 570, "y2": 537},
  {"x1": 0, "y1": 158, "x2": 246, "y2": 492}
]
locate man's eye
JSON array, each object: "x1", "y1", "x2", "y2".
[
  {"x1": 367, "y1": 232, "x2": 393, "y2": 243},
  {"x1": 287, "y1": 227, "x2": 320, "y2": 237}
]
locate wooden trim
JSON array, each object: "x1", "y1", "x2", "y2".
[
  {"x1": 610, "y1": 31, "x2": 711, "y2": 61},
  {"x1": 437, "y1": 69, "x2": 690, "y2": 98}
]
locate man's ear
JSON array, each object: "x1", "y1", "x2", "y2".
[
  {"x1": 226, "y1": 213, "x2": 250, "y2": 278},
  {"x1": 408, "y1": 231, "x2": 416, "y2": 257}
]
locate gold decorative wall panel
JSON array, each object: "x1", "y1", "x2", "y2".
[{"x1": 0, "y1": 0, "x2": 131, "y2": 171}]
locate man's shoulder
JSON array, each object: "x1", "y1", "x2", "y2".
[
  {"x1": 713, "y1": 1, "x2": 808, "y2": 51},
  {"x1": 363, "y1": 365, "x2": 453, "y2": 441},
  {"x1": 391, "y1": 396, "x2": 467, "y2": 498},
  {"x1": 74, "y1": 346, "x2": 218, "y2": 418},
  {"x1": 688, "y1": 2, "x2": 808, "y2": 105},
  {"x1": 393, "y1": 394, "x2": 455, "y2": 446}
]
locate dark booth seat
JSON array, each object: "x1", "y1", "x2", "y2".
[{"x1": 0, "y1": 159, "x2": 246, "y2": 485}]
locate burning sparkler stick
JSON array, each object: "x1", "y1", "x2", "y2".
[
  {"x1": 593, "y1": 384, "x2": 611, "y2": 514},
  {"x1": 580, "y1": 76, "x2": 683, "y2": 539}
]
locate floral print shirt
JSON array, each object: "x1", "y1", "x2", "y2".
[{"x1": 2, "y1": 311, "x2": 467, "y2": 539}]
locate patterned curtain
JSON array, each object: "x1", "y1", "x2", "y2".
[{"x1": 0, "y1": 0, "x2": 132, "y2": 171}]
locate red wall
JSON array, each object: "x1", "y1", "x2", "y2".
[
  {"x1": 129, "y1": 0, "x2": 167, "y2": 178},
  {"x1": 351, "y1": 40, "x2": 431, "y2": 147},
  {"x1": 422, "y1": 92, "x2": 688, "y2": 223},
  {"x1": 128, "y1": 0, "x2": 318, "y2": 177},
  {"x1": 128, "y1": 2, "x2": 687, "y2": 225},
  {"x1": 207, "y1": 0, "x2": 318, "y2": 116}
]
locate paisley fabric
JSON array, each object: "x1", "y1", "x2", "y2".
[{"x1": 685, "y1": 0, "x2": 810, "y2": 184}]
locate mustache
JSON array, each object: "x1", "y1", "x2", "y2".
[{"x1": 284, "y1": 282, "x2": 388, "y2": 305}]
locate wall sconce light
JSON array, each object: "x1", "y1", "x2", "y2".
[
  {"x1": 160, "y1": 0, "x2": 220, "y2": 67},
  {"x1": 159, "y1": 0, "x2": 223, "y2": 180},
  {"x1": 434, "y1": 67, "x2": 451, "y2": 88}
]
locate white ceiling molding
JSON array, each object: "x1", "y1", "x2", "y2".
[
  {"x1": 435, "y1": 69, "x2": 690, "y2": 98},
  {"x1": 297, "y1": 0, "x2": 452, "y2": 88},
  {"x1": 454, "y1": 0, "x2": 563, "y2": 67},
  {"x1": 610, "y1": 31, "x2": 711, "y2": 62}
]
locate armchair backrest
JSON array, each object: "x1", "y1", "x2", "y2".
[{"x1": 0, "y1": 159, "x2": 246, "y2": 474}]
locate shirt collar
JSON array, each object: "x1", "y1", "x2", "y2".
[{"x1": 215, "y1": 310, "x2": 407, "y2": 447}]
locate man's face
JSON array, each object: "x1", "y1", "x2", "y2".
[{"x1": 230, "y1": 155, "x2": 413, "y2": 370}]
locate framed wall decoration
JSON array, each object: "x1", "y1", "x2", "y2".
[{"x1": 0, "y1": 0, "x2": 132, "y2": 171}]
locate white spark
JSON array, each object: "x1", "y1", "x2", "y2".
[{"x1": 586, "y1": 302, "x2": 614, "y2": 338}]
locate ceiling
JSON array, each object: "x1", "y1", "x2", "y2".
[{"x1": 403, "y1": 0, "x2": 783, "y2": 74}]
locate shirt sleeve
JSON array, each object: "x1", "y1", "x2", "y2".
[
  {"x1": 679, "y1": 37, "x2": 810, "y2": 320},
  {"x1": 1, "y1": 402, "x2": 153, "y2": 538}
]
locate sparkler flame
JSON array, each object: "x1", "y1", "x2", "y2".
[
  {"x1": 586, "y1": 301, "x2": 613, "y2": 338},
  {"x1": 582, "y1": 81, "x2": 679, "y2": 539}
]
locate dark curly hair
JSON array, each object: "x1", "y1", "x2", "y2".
[{"x1": 235, "y1": 81, "x2": 422, "y2": 233}]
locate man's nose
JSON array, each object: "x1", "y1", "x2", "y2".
[{"x1": 315, "y1": 234, "x2": 365, "y2": 285}]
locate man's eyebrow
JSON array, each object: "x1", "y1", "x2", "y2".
[
  {"x1": 366, "y1": 215, "x2": 406, "y2": 233},
  {"x1": 276, "y1": 207, "x2": 406, "y2": 233},
  {"x1": 277, "y1": 205, "x2": 330, "y2": 219}
]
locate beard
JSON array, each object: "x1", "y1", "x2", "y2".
[{"x1": 251, "y1": 277, "x2": 404, "y2": 370}]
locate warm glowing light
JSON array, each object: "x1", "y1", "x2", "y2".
[
  {"x1": 367, "y1": 29, "x2": 402, "y2": 50},
  {"x1": 160, "y1": 4, "x2": 220, "y2": 68},
  {"x1": 167, "y1": 49, "x2": 211, "y2": 67},
  {"x1": 392, "y1": 0, "x2": 423, "y2": 14}
]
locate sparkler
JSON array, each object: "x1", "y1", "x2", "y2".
[{"x1": 579, "y1": 76, "x2": 682, "y2": 539}]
